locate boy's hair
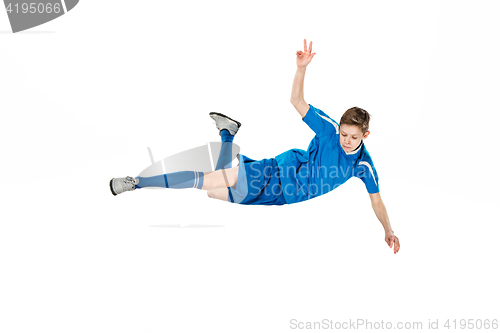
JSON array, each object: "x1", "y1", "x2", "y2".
[{"x1": 340, "y1": 107, "x2": 371, "y2": 134}]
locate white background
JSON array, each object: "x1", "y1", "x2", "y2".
[{"x1": 1, "y1": 1, "x2": 499, "y2": 332}]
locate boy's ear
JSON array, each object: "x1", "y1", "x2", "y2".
[{"x1": 363, "y1": 131, "x2": 370, "y2": 140}]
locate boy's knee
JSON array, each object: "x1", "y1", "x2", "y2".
[{"x1": 207, "y1": 189, "x2": 221, "y2": 199}]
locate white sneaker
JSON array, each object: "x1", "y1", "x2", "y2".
[
  {"x1": 110, "y1": 176, "x2": 138, "y2": 196},
  {"x1": 209, "y1": 112, "x2": 242, "y2": 136}
]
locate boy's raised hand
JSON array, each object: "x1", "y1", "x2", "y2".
[{"x1": 296, "y1": 39, "x2": 316, "y2": 68}]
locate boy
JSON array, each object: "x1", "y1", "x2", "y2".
[{"x1": 110, "y1": 39, "x2": 400, "y2": 254}]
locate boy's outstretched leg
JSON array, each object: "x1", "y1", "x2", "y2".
[{"x1": 110, "y1": 166, "x2": 239, "y2": 196}]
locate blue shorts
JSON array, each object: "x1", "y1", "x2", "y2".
[{"x1": 228, "y1": 154, "x2": 287, "y2": 206}]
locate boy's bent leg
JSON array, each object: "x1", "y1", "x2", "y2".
[
  {"x1": 214, "y1": 129, "x2": 236, "y2": 202},
  {"x1": 215, "y1": 130, "x2": 234, "y2": 170}
]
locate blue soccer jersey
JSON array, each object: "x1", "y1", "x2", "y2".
[{"x1": 275, "y1": 104, "x2": 380, "y2": 204}]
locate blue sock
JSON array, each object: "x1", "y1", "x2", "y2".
[
  {"x1": 215, "y1": 129, "x2": 234, "y2": 170},
  {"x1": 220, "y1": 129, "x2": 234, "y2": 143},
  {"x1": 216, "y1": 129, "x2": 235, "y2": 203},
  {"x1": 135, "y1": 171, "x2": 204, "y2": 189}
]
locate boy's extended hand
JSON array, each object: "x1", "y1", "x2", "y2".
[
  {"x1": 385, "y1": 230, "x2": 400, "y2": 254},
  {"x1": 296, "y1": 39, "x2": 316, "y2": 68}
]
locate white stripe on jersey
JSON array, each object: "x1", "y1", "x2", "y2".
[
  {"x1": 359, "y1": 161, "x2": 377, "y2": 186},
  {"x1": 315, "y1": 111, "x2": 339, "y2": 134}
]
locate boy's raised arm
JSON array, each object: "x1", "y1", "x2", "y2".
[{"x1": 291, "y1": 39, "x2": 316, "y2": 119}]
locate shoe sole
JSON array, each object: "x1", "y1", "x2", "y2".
[
  {"x1": 109, "y1": 179, "x2": 117, "y2": 196},
  {"x1": 209, "y1": 112, "x2": 242, "y2": 128}
]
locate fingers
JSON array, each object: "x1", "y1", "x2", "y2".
[
  {"x1": 303, "y1": 39, "x2": 313, "y2": 53},
  {"x1": 386, "y1": 235, "x2": 400, "y2": 254}
]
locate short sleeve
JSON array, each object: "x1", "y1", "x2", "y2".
[
  {"x1": 355, "y1": 154, "x2": 380, "y2": 194},
  {"x1": 302, "y1": 104, "x2": 339, "y2": 137}
]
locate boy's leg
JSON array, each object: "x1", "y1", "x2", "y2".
[
  {"x1": 214, "y1": 130, "x2": 234, "y2": 170},
  {"x1": 132, "y1": 166, "x2": 238, "y2": 191},
  {"x1": 207, "y1": 129, "x2": 235, "y2": 202},
  {"x1": 207, "y1": 186, "x2": 233, "y2": 201},
  {"x1": 111, "y1": 166, "x2": 239, "y2": 196},
  {"x1": 202, "y1": 166, "x2": 238, "y2": 190}
]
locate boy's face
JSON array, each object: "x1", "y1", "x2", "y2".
[{"x1": 339, "y1": 124, "x2": 370, "y2": 153}]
